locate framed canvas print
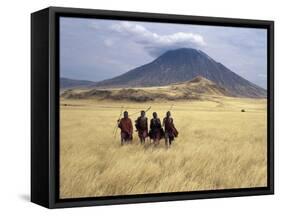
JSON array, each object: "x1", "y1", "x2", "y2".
[{"x1": 31, "y1": 6, "x2": 274, "y2": 208}]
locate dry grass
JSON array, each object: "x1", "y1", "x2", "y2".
[{"x1": 59, "y1": 97, "x2": 267, "y2": 198}]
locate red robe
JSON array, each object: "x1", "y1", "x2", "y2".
[
  {"x1": 163, "y1": 117, "x2": 178, "y2": 138},
  {"x1": 118, "y1": 118, "x2": 133, "y2": 138}
]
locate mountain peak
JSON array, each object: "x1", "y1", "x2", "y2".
[
  {"x1": 166, "y1": 47, "x2": 199, "y2": 53},
  {"x1": 95, "y1": 48, "x2": 266, "y2": 98},
  {"x1": 154, "y1": 48, "x2": 215, "y2": 66},
  {"x1": 160, "y1": 47, "x2": 202, "y2": 57}
]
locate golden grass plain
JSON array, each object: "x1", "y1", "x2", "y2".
[{"x1": 59, "y1": 97, "x2": 267, "y2": 198}]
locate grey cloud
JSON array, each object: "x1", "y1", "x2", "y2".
[{"x1": 110, "y1": 21, "x2": 206, "y2": 57}]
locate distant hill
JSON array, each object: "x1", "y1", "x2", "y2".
[
  {"x1": 172, "y1": 75, "x2": 232, "y2": 96},
  {"x1": 61, "y1": 76, "x2": 233, "y2": 102},
  {"x1": 60, "y1": 77, "x2": 96, "y2": 89},
  {"x1": 95, "y1": 48, "x2": 266, "y2": 98}
]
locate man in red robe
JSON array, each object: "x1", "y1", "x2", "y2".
[
  {"x1": 163, "y1": 111, "x2": 178, "y2": 148},
  {"x1": 118, "y1": 111, "x2": 133, "y2": 145},
  {"x1": 135, "y1": 110, "x2": 148, "y2": 144}
]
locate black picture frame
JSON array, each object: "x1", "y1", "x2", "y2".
[{"x1": 31, "y1": 6, "x2": 274, "y2": 209}]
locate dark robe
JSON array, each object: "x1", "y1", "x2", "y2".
[
  {"x1": 135, "y1": 117, "x2": 148, "y2": 139},
  {"x1": 149, "y1": 118, "x2": 164, "y2": 140},
  {"x1": 163, "y1": 117, "x2": 178, "y2": 141}
]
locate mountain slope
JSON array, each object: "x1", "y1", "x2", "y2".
[
  {"x1": 95, "y1": 48, "x2": 266, "y2": 98},
  {"x1": 61, "y1": 76, "x2": 232, "y2": 102},
  {"x1": 60, "y1": 77, "x2": 96, "y2": 89},
  {"x1": 172, "y1": 75, "x2": 232, "y2": 96}
]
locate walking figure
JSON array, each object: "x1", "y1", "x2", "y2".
[
  {"x1": 135, "y1": 110, "x2": 148, "y2": 144},
  {"x1": 118, "y1": 111, "x2": 133, "y2": 145},
  {"x1": 149, "y1": 112, "x2": 164, "y2": 145},
  {"x1": 163, "y1": 111, "x2": 178, "y2": 148}
]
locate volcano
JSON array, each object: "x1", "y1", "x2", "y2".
[{"x1": 95, "y1": 48, "x2": 266, "y2": 98}]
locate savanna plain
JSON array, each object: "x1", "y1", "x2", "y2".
[{"x1": 60, "y1": 97, "x2": 267, "y2": 198}]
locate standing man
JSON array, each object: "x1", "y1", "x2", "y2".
[
  {"x1": 118, "y1": 111, "x2": 133, "y2": 145},
  {"x1": 135, "y1": 110, "x2": 148, "y2": 144},
  {"x1": 149, "y1": 112, "x2": 164, "y2": 145},
  {"x1": 163, "y1": 111, "x2": 178, "y2": 148}
]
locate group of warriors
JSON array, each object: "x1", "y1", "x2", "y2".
[{"x1": 117, "y1": 110, "x2": 178, "y2": 148}]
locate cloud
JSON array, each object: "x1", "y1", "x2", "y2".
[
  {"x1": 110, "y1": 21, "x2": 206, "y2": 57},
  {"x1": 104, "y1": 38, "x2": 114, "y2": 47}
]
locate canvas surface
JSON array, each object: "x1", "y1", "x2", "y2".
[{"x1": 59, "y1": 17, "x2": 268, "y2": 198}]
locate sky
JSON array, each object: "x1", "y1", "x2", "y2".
[{"x1": 60, "y1": 17, "x2": 267, "y2": 89}]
